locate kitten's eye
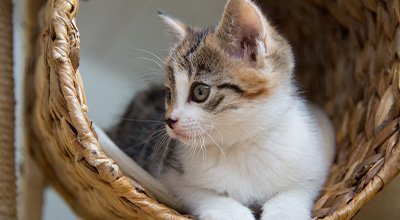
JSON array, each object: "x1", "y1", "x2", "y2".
[
  {"x1": 165, "y1": 87, "x2": 172, "y2": 104},
  {"x1": 191, "y1": 83, "x2": 210, "y2": 103}
]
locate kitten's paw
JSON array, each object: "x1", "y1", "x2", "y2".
[
  {"x1": 261, "y1": 189, "x2": 312, "y2": 220},
  {"x1": 261, "y1": 201, "x2": 311, "y2": 220},
  {"x1": 261, "y1": 212, "x2": 309, "y2": 220},
  {"x1": 198, "y1": 206, "x2": 254, "y2": 220}
]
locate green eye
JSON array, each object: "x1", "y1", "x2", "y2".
[
  {"x1": 165, "y1": 87, "x2": 172, "y2": 104},
  {"x1": 191, "y1": 83, "x2": 210, "y2": 103}
]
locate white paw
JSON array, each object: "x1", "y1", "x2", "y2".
[
  {"x1": 261, "y1": 202, "x2": 310, "y2": 220},
  {"x1": 261, "y1": 188, "x2": 314, "y2": 220},
  {"x1": 261, "y1": 212, "x2": 310, "y2": 220},
  {"x1": 199, "y1": 206, "x2": 255, "y2": 220}
]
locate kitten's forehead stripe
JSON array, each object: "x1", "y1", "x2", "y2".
[
  {"x1": 182, "y1": 28, "x2": 213, "y2": 77},
  {"x1": 192, "y1": 43, "x2": 225, "y2": 79},
  {"x1": 183, "y1": 28, "x2": 211, "y2": 60}
]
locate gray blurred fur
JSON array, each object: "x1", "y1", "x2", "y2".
[{"x1": 108, "y1": 85, "x2": 183, "y2": 177}]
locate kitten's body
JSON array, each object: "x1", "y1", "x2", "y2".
[{"x1": 111, "y1": 0, "x2": 335, "y2": 219}]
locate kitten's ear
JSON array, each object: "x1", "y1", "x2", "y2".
[
  {"x1": 158, "y1": 12, "x2": 187, "y2": 44},
  {"x1": 217, "y1": 0, "x2": 269, "y2": 62}
]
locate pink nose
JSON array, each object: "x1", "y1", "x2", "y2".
[{"x1": 165, "y1": 118, "x2": 178, "y2": 129}]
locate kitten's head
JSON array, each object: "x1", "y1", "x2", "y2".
[{"x1": 160, "y1": 0, "x2": 294, "y2": 148}]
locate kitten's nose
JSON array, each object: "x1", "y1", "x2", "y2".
[{"x1": 165, "y1": 118, "x2": 178, "y2": 129}]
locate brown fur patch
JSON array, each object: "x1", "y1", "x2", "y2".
[{"x1": 232, "y1": 67, "x2": 270, "y2": 99}]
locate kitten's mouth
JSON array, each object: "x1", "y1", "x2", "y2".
[{"x1": 172, "y1": 130, "x2": 199, "y2": 141}]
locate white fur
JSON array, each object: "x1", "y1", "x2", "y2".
[{"x1": 163, "y1": 76, "x2": 334, "y2": 219}]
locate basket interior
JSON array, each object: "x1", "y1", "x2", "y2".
[{"x1": 260, "y1": 0, "x2": 400, "y2": 218}]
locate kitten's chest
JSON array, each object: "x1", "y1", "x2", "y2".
[{"x1": 181, "y1": 145, "x2": 292, "y2": 204}]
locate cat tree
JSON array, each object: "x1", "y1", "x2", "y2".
[
  {"x1": 0, "y1": 0, "x2": 16, "y2": 219},
  {"x1": 3, "y1": 0, "x2": 399, "y2": 219}
]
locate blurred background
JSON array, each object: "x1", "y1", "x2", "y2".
[{"x1": 12, "y1": 0, "x2": 400, "y2": 219}]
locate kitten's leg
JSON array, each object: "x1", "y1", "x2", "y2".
[
  {"x1": 261, "y1": 188, "x2": 316, "y2": 220},
  {"x1": 178, "y1": 186, "x2": 255, "y2": 220}
]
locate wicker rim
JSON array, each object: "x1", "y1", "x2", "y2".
[
  {"x1": 28, "y1": 0, "x2": 188, "y2": 219},
  {"x1": 26, "y1": 0, "x2": 400, "y2": 219}
]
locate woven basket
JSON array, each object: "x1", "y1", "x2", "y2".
[{"x1": 25, "y1": 0, "x2": 400, "y2": 219}]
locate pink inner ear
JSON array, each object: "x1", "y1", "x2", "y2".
[
  {"x1": 233, "y1": 26, "x2": 261, "y2": 60},
  {"x1": 228, "y1": 34, "x2": 258, "y2": 61},
  {"x1": 218, "y1": 0, "x2": 265, "y2": 61}
]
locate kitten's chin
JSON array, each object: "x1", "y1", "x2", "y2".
[{"x1": 167, "y1": 128, "x2": 199, "y2": 143}]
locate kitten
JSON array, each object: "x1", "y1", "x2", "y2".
[{"x1": 111, "y1": 0, "x2": 335, "y2": 219}]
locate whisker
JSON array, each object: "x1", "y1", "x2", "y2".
[
  {"x1": 156, "y1": 136, "x2": 171, "y2": 179},
  {"x1": 120, "y1": 118, "x2": 165, "y2": 124},
  {"x1": 152, "y1": 133, "x2": 169, "y2": 159},
  {"x1": 203, "y1": 124, "x2": 226, "y2": 159},
  {"x1": 137, "y1": 72, "x2": 163, "y2": 79},
  {"x1": 146, "y1": 67, "x2": 163, "y2": 74},
  {"x1": 187, "y1": 128, "x2": 197, "y2": 161},
  {"x1": 136, "y1": 77, "x2": 163, "y2": 83},
  {"x1": 211, "y1": 122, "x2": 224, "y2": 147},
  {"x1": 131, "y1": 47, "x2": 165, "y2": 65},
  {"x1": 143, "y1": 132, "x2": 169, "y2": 163},
  {"x1": 180, "y1": 141, "x2": 193, "y2": 162},
  {"x1": 136, "y1": 57, "x2": 164, "y2": 71},
  {"x1": 162, "y1": 138, "x2": 172, "y2": 174},
  {"x1": 124, "y1": 128, "x2": 166, "y2": 152},
  {"x1": 200, "y1": 129, "x2": 207, "y2": 166}
]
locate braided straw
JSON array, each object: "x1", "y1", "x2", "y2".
[
  {"x1": 0, "y1": 0, "x2": 17, "y2": 219},
  {"x1": 25, "y1": 0, "x2": 400, "y2": 219}
]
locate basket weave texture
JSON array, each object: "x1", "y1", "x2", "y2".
[
  {"x1": 0, "y1": 0, "x2": 16, "y2": 219},
  {"x1": 26, "y1": 0, "x2": 400, "y2": 219},
  {"x1": 0, "y1": 0, "x2": 17, "y2": 220}
]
